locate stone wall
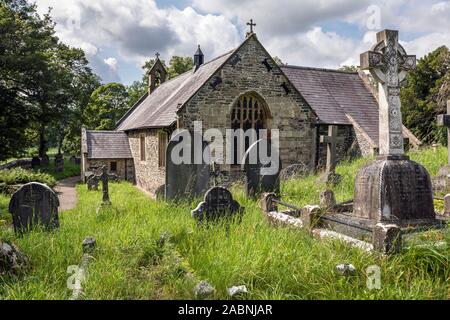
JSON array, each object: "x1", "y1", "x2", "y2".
[
  {"x1": 178, "y1": 35, "x2": 317, "y2": 173},
  {"x1": 85, "y1": 159, "x2": 135, "y2": 182},
  {"x1": 128, "y1": 130, "x2": 166, "y2": 195}
]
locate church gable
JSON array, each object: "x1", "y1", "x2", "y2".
[{"x1": 177, "y1": 34, "x2": 318, "y2": 169}]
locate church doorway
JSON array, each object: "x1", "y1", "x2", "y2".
[{"x1": 230, "y1": 92, "x2": 271, "y2": 165}]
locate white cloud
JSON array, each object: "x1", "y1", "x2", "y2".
[
  {"x1": 104, "y1": 57, "x2": 118, "y2": 71},
  {"x1": 34, "y1": 0, "x2": 450, "y2": 83},
  {"x1": 192, "y1": 0, "x2": 371, "y2": 36},
  {"x1": 35, "y1": 0, "x2": 241, "y2": 83}
]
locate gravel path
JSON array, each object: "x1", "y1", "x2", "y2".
[{"x1": 54, "y1": 176, "x2": 80, "y2": 212}]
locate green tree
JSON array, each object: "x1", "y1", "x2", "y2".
[
  {"x1": 166, "y1": 56, "x2": 193, "y2": 78},
  {"x1": 0, "y1": 0, "x2": 56, "y2": 160},
  {"x1": 83, "y1": 83, "x2": 129, "y2": 130},
  {"x1": 127, "y1": 80, "x2": 148, "y2": 108},
  {"x1": 401, "y1": 46, "x2": 450, "y2": 144},
  {"x1": 338, "y1": 65, "x2": 358, "y2": 72},
  {"x1": 0, "y1": 0, "x2": 100, "y2": 159},
  {"x1": 61, "y1": 69, "x2": 101, "y2": 155}
]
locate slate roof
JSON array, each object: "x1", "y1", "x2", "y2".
[
  {"x1": 281, "y1": 65, "x2": 381, "y2": 146},
  {"x1": 86, "y1": 131, "x2": 132, "y2": 159},
  {"x1": 116, "y1": 50, "x2": 235, "y2": 131}
]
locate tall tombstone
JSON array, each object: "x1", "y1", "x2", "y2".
[
  {"x1": 165, "y1": 130, "x2": 211, "y2": 201},
  {"x1": 244, "y1": 139, "x2": 281, "y2": 198},
  {"x1": 354, "y1": 29, "x2": 435, "y2": 226},
  {"x1": 436, "y1": 100, "x2": 450, "y2": 184},
  {"x1": 319, "y1": 125, "x2": 343, "y2": 185},
  {"x1": 9, "y1": 182, "x2": 60, "y2": 234}
]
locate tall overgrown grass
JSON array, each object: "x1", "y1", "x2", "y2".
[{"x1": 0, "y1": 147, "x2": 448, "y2": 300}]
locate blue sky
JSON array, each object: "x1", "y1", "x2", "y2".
[{"x1": 35, "y1": 0, "x2": 450, "y2": 85}]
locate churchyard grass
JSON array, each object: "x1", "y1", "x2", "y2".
[
  {"x1": 0, "y1": 147, "x2": 448, "y2": 300},
  {"x1": 0, "y1": 194, "x2": 9, "y2": 225}
]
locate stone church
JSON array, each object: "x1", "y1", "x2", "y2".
[{"x1": 81, "y1": 31, "x2": 421, "y2": 195}]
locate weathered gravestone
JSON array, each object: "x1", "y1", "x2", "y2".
[
  {"x1": 244, "y1": 139, "x2": 281, "y2": 198},
  {"x1": 192, "y1": 187, "x2": 244, "y2": 224},
  {"x1": 55, "y1": 154, "x2": 64, "y2": 173},
  {"x1": 87, "y1": 174, "x2": 99, "y2": 191},
  {"x1": 31, "y1": 157, "x2": 41, "y2": 169},
  {"x1": 8, "y1": 182, "x2": 60, "y2": 234},
  {"x1": 318, "y1": 125, "x2": 343, "y2": 186},
  {"x1": 435, "y1": 100, "x2": 450, "y2": 191},
  {"x1": 280, "y1": 163, "x2": 308, "y2": 180},
  {"x1": 0, "y1": 241, "x2": 28, "y2": 276},
  {"x1": 165, "y1": 130, "x2": 211, "y2": 200},
  {"x1": 354, "y1": 29, "x2": 437, "y2": 252}
]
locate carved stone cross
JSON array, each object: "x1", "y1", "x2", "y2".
[
  {"x1": 320, "y1": 125, "x2": 342, "y2": 173},
  {"x1": 437, "y1": 100, "x2": 450, "y2": 165},
  {"x1": 247, "y1": 19, "x2": 256, "y2": 35},
  {"x1": 360, "y1": 29, "x2": 416, "y2": 156},
  {"x1": 155, "y1": 52, "x2": 160, "y2": 60}
]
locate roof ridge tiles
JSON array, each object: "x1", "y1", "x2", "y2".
[{"x1": 281, "y1": 65, "x2": 358, "y2": 74}]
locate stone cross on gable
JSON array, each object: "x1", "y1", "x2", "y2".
[
  {"x1": 360, "y1": 29, "x2": 416, "y2": 156},
  {"x1": 155, "y1": 52, "x2": 160, "y2": 60},
  {"x1": 246, "y1": 19, "x2": 256, "y2": 37},
  {"x1": 320, "y1": 125, "x2": 343, "y2": 174},
  {"x1": 437, "y1": 100, "x2": 450, "y2": 165}
]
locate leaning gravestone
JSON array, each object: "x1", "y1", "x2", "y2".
[
  {"x1": 244, "y1": 139, "x2": 281, "y2": 198},
  {"x1": 9, "y1": 182, "x2": 60, "y2": 234},
  {"x1": 165, "y1": 130, "x2": 211, "y2": 200},
  {"x1": 192, "y1": 187, "x2": 244, "y2": 224}
]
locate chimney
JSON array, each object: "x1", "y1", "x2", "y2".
[{"x1": 194, "y1": 45, "x2": 204, "y2": 71}]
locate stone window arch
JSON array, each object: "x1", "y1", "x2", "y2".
[
  {"x1": 230, "y1": 92, "x2": 272, "y2": 165},
  {"x1": 231, "y1": 92, "x2": 271, "y2": 133}
]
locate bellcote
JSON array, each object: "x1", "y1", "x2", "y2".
[{"x1": 148, "y1": 53, "x2": 167, "y2": 94}]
